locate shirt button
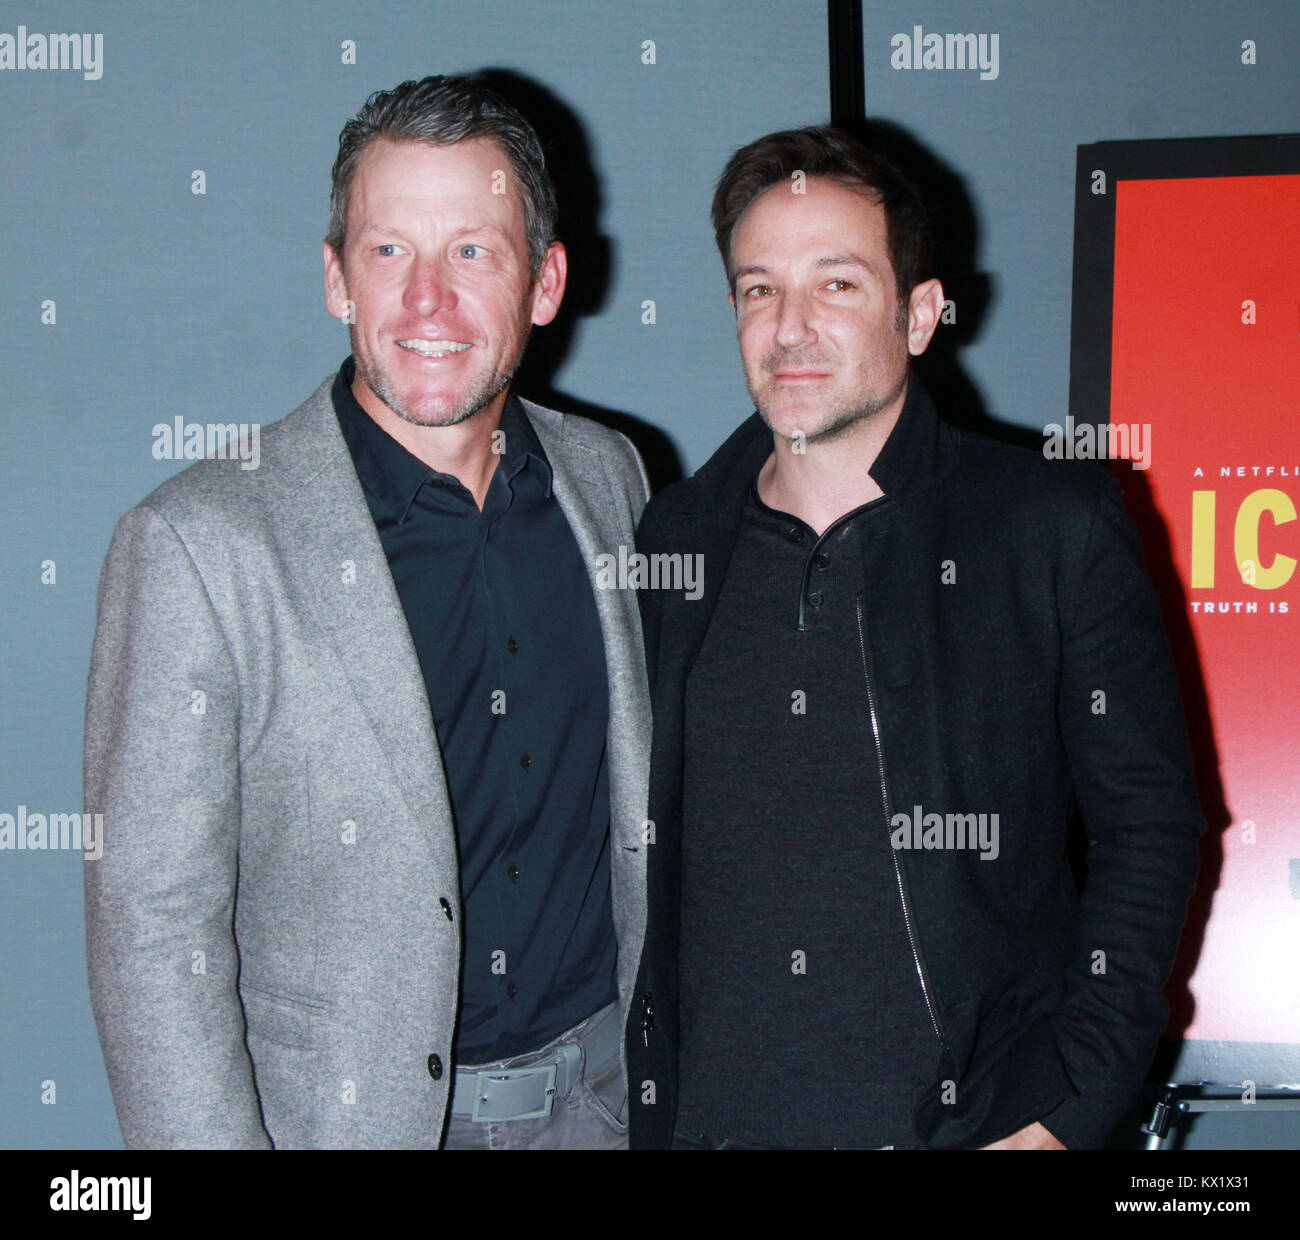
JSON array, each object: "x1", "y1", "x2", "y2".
[
  {"x1": 808, "y1": 591, "x2": 824, "y2": 609},
  {"x1": 507, "y1": 865, "x2": 520, "y2": 881},
  {"x1": 787, "y1": 526, "x2": 803, "y2": 543},
  {"x1": 814, "y1": 552, "x2": 830, "y2": 569},
  {"x1": 506, "y1": 984, "x2": 518, "y2": 999},
  {"x1": 520, "y1": 753, "x2": 532, "y2": 770},
  {"x1": 427, "y1": 1053, "x2": 444, "y2": 1080},
  {"x1": 439, "y1": 897, "x2": 453, "y2": 921},
  {"x1": 507, "y1": 637, "x2": 518, "y2": 654}
]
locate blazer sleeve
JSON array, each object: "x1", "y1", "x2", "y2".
[
  {"x1": 84, "y1": 502, "x2": 271, "y2": 1149},
  {"x1": 1043, "y1": 470, "x2": 1204, "y2": 1149}
]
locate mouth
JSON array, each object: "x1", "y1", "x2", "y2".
[
  {"x1": 397, "y1": 338, "x2": 473, "y2": 359},
  {"x1": 771, "y1": 370, "x2": 830, "y2": 382}
]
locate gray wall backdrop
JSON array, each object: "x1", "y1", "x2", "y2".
[{"x1": 1, "y1": 0, "x2": 1296, "y2": 1149}]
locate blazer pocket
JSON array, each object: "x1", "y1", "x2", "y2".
[{"x1": 238, "y1": 982, "x2": 331, "y2": 1051}]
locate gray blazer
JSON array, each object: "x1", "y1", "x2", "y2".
[{"x1": 83, "y1": 376, "x2": 652, "y2": 1149}]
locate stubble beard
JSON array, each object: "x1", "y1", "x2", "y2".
[
  {"x1": 751, "y1": 300, "x2": 912, "y2": 446},
  {"x1": 749, "y1": 357, "x2": 909, "y2": 448},
  {"x1": 350, "y1": 322, "x2": 528, "y2": 430}
]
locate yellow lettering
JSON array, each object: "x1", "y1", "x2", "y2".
[{"x1": 1234, "y1": 489, "x2": 1296, "y2": 589}]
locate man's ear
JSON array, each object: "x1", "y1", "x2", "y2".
[
  {"x1": 906, "y1": 277, "x2": 945, "y2": 357},
  {"x1": 529, "y1": 240, "x2": 568, "y2": 327},
  {"x1": 323, "y1": 241, "x2": 349, "y2": 320}
]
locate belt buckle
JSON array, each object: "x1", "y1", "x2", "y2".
[{"x1": 469, "y1": 1063, "x2": 558, "y2": 1123}]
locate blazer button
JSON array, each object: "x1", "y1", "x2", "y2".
[
  {"x1": 428, "y1": 1053, "x2": 444, "y2": 1080},
  {"x1": 639, "y1": 992, "x2": 655, "y2": 1046}
]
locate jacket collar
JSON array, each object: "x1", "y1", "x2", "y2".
[{"x1": 692, "y1": 371, "x2": 956, "y2": 514}]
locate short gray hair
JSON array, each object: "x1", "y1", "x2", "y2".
[{"x1": 326, "y1": 74, "x2": 557, "y2": 274}]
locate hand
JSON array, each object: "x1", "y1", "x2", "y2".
[{"x1": 979, "y1": 1121, "x2": 1067, "y2": 1150}]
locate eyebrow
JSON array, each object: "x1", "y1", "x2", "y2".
[
  {"x1": 355, "y1": 220, "x2": 511, "y2": 241},
  {"x1": 733, "y1": 254, "x2": 881, "y2": 281},
  {"x1": 816, "y1": 253, "x2": 879, "y2": 274}
]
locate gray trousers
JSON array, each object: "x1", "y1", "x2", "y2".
[{"x1": 442, "y1": 1003, "x2": 628, "y2": 1150}]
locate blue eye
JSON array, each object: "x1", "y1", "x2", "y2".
[
  {"x1": 376, "y1": 244, "x2": 398, "y2": 256},
  {"x1": 460, "y1": 244, "x2": 482, "y2": 259}
]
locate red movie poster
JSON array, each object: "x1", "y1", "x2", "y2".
[{"x1": 1109, "y1": 171, "x2": 1300, "y2": 1044}]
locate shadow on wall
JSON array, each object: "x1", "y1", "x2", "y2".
[
  {"x1": 479, "y1": 67, "x2": 685, "y2": 493},
  {"x1": 847, "y1": 117, "x2": 1034, "y2": 448}
]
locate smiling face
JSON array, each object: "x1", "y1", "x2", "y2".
[
  {"x1": 324, "y1": 136, "x2": 563, "y2": 429},
  {"x1": 730, "y1": 175, "x2": 936, "y2": 445}
]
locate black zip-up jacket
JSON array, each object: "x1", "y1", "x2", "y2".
[{"x1": 626, "y1": 376, "x2": 1203, "y2": 1149}]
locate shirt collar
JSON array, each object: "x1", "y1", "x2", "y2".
[{"x1": 331, "y1": 356, "x2": 553, "y2": 520}]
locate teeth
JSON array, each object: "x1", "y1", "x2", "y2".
[{"x1": 398, "y1": 339, "x2": 471, "y2": 357}]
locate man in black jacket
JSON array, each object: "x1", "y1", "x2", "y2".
[{"x1": 626, "y1": 126, "x2": 1203, "y2": 1150}]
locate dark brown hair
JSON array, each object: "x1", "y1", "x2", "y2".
[{"x1": 711, "y1": 125, "x2": 933, "y2": 305}]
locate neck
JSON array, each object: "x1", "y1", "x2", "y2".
[
  {"x1": 353, "y1": 381, "x2": 509, "y2": 511},
  {"x1": 756, "y1": 393, "x2": 904, "y2": 536}
]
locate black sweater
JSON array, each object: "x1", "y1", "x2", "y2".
[{"x1": 674, "y1": 494, "x2": 940, "y2": 1147}]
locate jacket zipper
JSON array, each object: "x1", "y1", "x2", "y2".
[{"x1": 855, "y1": 590, "x2": 948, "y2": 1051}]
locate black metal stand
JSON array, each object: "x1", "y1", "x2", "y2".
[{"x1": 1141, "y1": 1084, "x2": 1300, "y2": 1149}]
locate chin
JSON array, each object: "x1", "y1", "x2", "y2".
[
  {"x1": 757, "y1": 400, "x2": 821, "y2": 443},
  {"x1": 394, "y1": 397, "x2": 478, "y2": 428}
]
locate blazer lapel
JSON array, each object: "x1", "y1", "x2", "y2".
[
  {"x1": 267, "y1": 381, "x2": 457, "y2": 867},
  {"x1": 526, "y1": 401, "x2": 650, "y2": 853}
]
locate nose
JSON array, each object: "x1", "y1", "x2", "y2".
[
  {"x1": 773, "y1": 287, "x2": 816, "y2": 350},
  {"x1": 403, "y1": 254, "x2": 457, "y2": 317}
]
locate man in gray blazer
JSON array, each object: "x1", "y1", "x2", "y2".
[{"x1": 83, "y1": 75, "x2": 651, "y2": 1150}]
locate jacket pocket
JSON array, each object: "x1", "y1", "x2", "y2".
[
  {"x1": 238, "y1": 982, "x2": 331, "y2": 1051},
  {"x1": 913, "y1": 990, "x2": 1079, "y2": 1149}
]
